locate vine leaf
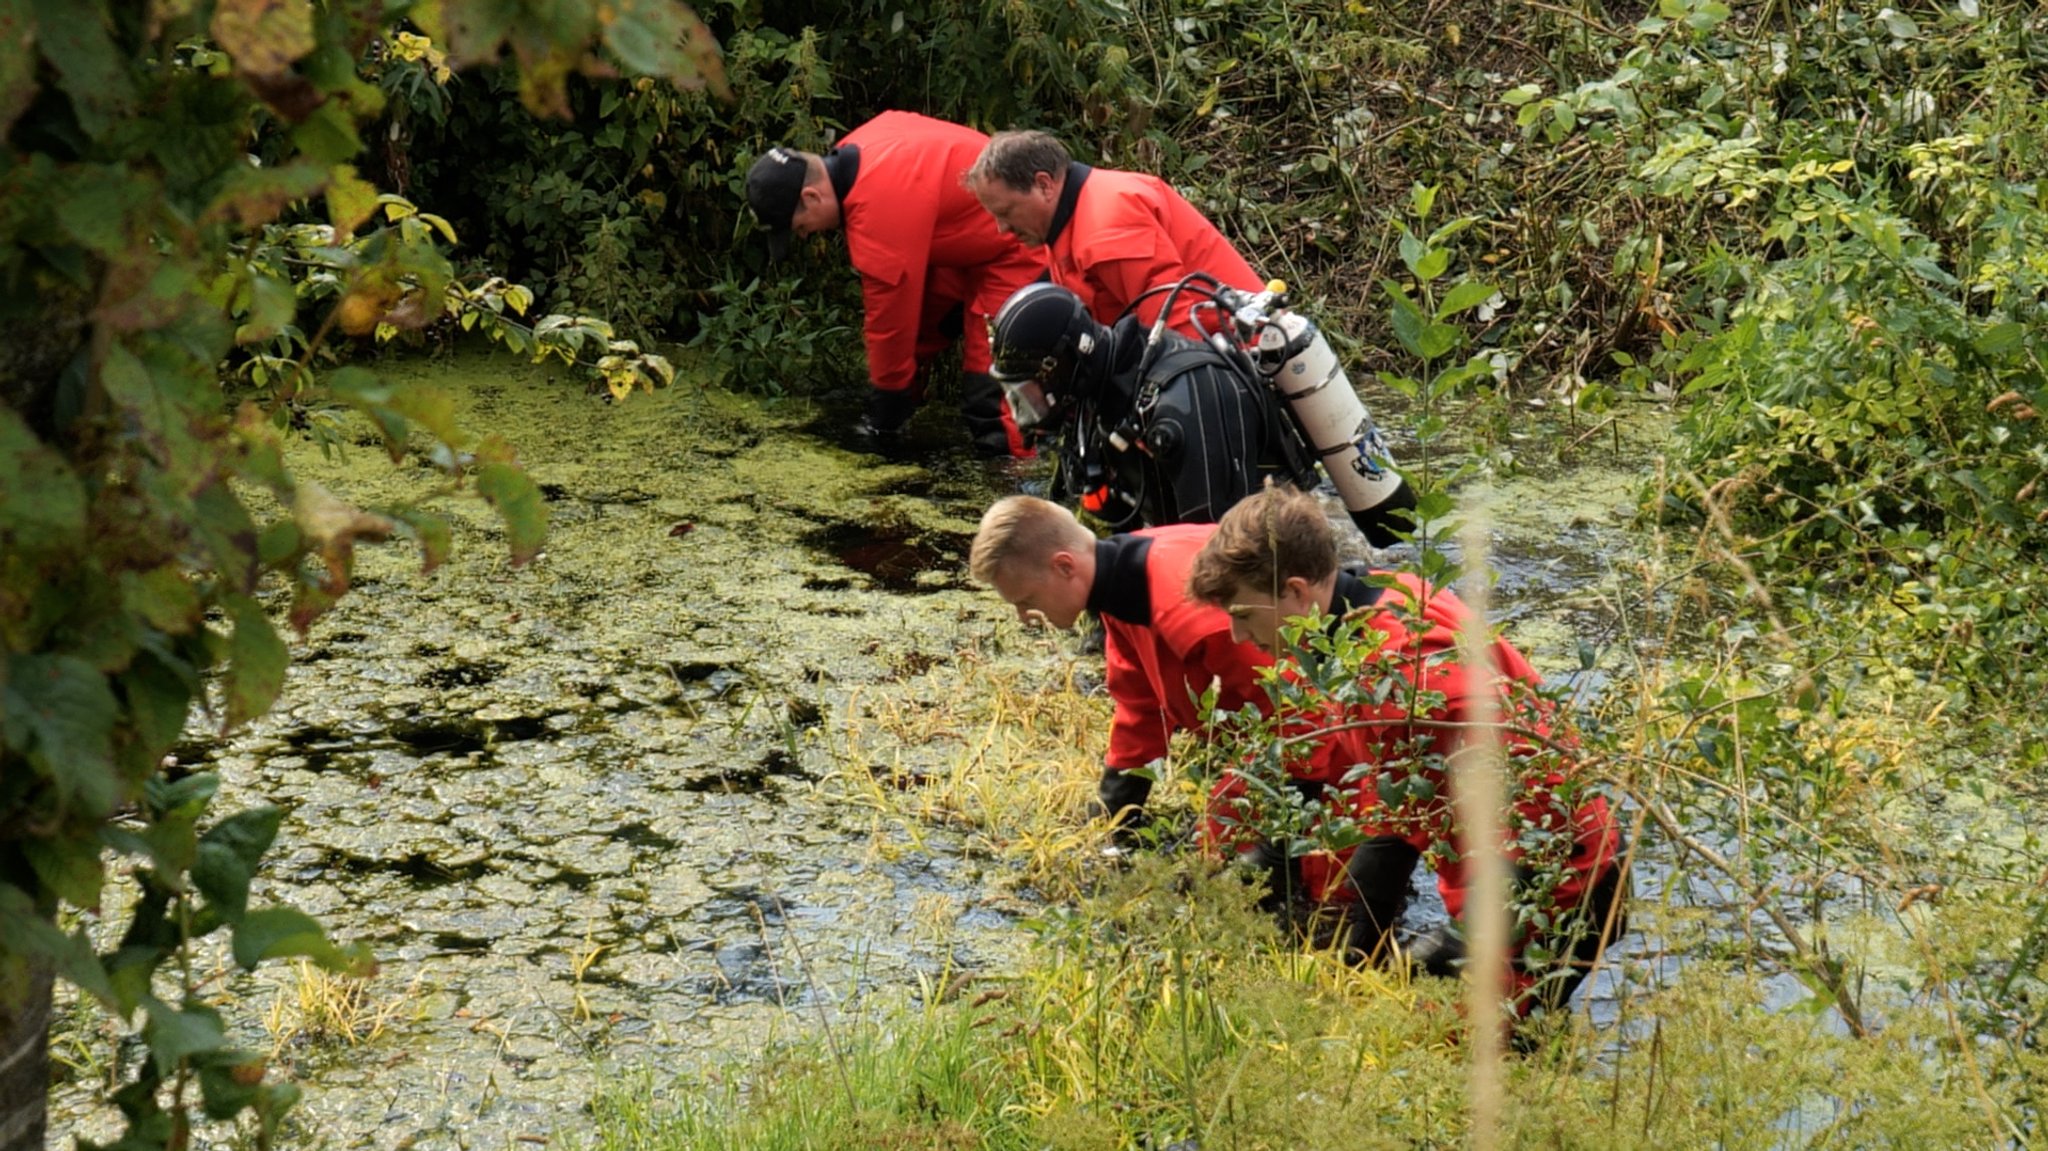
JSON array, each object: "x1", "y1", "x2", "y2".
[
  {"x1": 2, "y1": 653, "x2": 119, "y2": 817},
  {"x1": 0, "y1": 884, "x2": 117, "y2": 1008},
  {"x1": 0, "y1": 0, "x2": 34, "y2": 136},
  {"x1": 221, "y1": 595, "x2": 287, "y2": 731},
  {"x1": 30, "y1": 0, "x2": 136, "y2": 140},
  {"x1": 231, "y1": 905, "x2": 368, "y2": 972}
]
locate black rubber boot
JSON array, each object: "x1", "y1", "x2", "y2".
[{"x1": 1338, "y1": 835, "x2": 1422, "y2": 965}]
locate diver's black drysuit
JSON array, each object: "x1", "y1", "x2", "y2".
[{"x1": 1052, "y1": 316, "x2": 1316, "y2": 531}]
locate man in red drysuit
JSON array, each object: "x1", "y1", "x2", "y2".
[
  {"x1": 746, "y1": 112, "x2": 1043, "y2": 457},
  {"x1": 964, "y1": 130, "x2": 1261, "y2": 339},
  {"x1": 967, "y1": 495, "x2": 1274, "y2": 826},
  {"x1": 1187, "y1": 485, "x2": 1629, "y2": 1017}
]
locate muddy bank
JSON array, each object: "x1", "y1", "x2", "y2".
[{"x1": 50, "y1": 351, "x2": 1660, "y2": 1149}]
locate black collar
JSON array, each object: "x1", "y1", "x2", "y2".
[
  {"x1": 1086, "y1": 533, "x2": 1153, "y2": 625},
  {"x1": 825, "y1": 143, "x2": 861, "y2": 201},
  {"x1": 1043, "y1": 161, "x2": 1092, "y2": 248},
  {"x1": 1326, "y1": 568, "x2": 1383, "y2": 632}
]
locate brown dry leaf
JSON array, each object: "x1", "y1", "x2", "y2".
[
  {"x1": 211, "y1": 0, "x2": 316, "y2": 80},
  {"x1": 293, "y1": 482, "x2": 393, "y2": 592}
]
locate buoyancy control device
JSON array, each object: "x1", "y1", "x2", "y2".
[{"x1": 1114, "y1": 275, "x2": 1416, "y2": 546}]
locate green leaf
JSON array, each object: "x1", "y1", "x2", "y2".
[
  {"x1": 231, "y1": 905, "x2": 362, "y2": 971},
  {"x1": 235, "y1": 272, "x2": 298, "y2": 345},
  {"x1": 1502, "y1": 83, "x2": 1541, "y2": 106},
  {"x1": 148, "y1": 770, "x2": 218, "y2": 820},
  {"x1": 191, "y1": 480, "x2": 261, "y2": 592},
  {"x1": 475, "y1": 460, "x2": 548, "y2": 566},
  {"x1": 390, "y1": 383, "x2": 461, "y2": 447},
  {"x1": 602, "y1": 0, "x2": 692, "y2": 78},
  {"x1": 202, "y1": 807, "x2": 282, "y2": 872},
  {"x1": 1418, "y1": 322, "x2": 1463, "y2": 360},
  {"x1": 206, "y1": 159, "x2": 330, "y2": 229},
  {"x1": 120, "y1": 649, "x2": 195, "y2": 773},
  {"x1": 325, "y1": 163, "x2": 378, "y2": 238},
  {"x1": 290, "y1": 101, "x2": 364, "y2": 165},
  {"x1": 2, "y1": 654, "x2": 119, "y2": 817},
  {"x1": 1384, "y1": 280, "x2": 1427, "y2": 360},
  {"x1": 1397, "y1": 227, "x2": 1428, "y2": 277},
  {"x1": 0, "y1": 0, "x2": 34, "y2": 136},
  {"x1": 0, "y1": 404, "x2": 87, "y2": 560},
  {"x1": 194, "y1": 804, "x2": 283, "y2": 921},
  {"x1": 222, "y1": 595, "x2": 287, "y2": 731},
  {"x1": 325, "y1": 368, "x2": 408, "y2": 460},
  {"x1": 191, "y1": 843, "x2": 254, "y2": 920},
  {"x1": 1974, "y1": 321, "x2": 2025, "y2": 357},
  {"x1": 25, "y1": 836, "x2": 105, "y2": 909},
  {"x1": 0, "y1": 883, "x2": 118, "y2": 1009},
  {"x1": 389, "y1": 506, "x2": 452, "y2": 573},
  {"x1": 55, "y1": 166, "x2": 143, "y2": 256},
  {"x1": 31, "y1": 0, "x2": 136, "y2": 139},
  {"x1": 1436, "y1": 280, "x2": 1499, "y2": 319},
  {"x1": 120, "y1": 567, "x2": 203, "y2": 635},
  {"x1": 419, "y1": 0, "x2": 520, "y2": 65},
  {"x1": 258, "y1": 519, "x2": 302, "y2": 566},
  {"x1": 1413, "y1": 248, "x2": 1450, "y2": 282},
  {"x1": 198, "y1": 1056, "x2": 266, "y2": 1121},
  {"x1": 143, "y1": 997, "x2": 229, "y2": 1074}
]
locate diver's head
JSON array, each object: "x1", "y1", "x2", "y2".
[{"x1": 987, "y1": 282, "x2": 1110, "y2": 430}]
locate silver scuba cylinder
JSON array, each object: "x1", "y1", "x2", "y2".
[{"x1": 1249, "y1": 308, "x2": 1407, "y2": 529}]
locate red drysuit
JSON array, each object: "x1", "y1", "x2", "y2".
[
  {"x1": 1092, "y1": 526, "x2": 1276, "y2": 773},
  {"x1": 1044, "y1": 165, "x2": 1262, "y2": 339},
  {"x1": 839, "y1": 113, "x2": 1046, "y2": 398},
  {"x1": 1201, "y1": 572, "x2": 1623, "y2": 1009}
]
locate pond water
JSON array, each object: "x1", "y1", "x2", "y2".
[{"x1": 50, "y1": 350, "x2": 1672, "y2": 1149}]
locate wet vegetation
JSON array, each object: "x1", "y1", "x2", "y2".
[{"x1": 5, "y1": 0, "x2": 2048, "y2": 1149}]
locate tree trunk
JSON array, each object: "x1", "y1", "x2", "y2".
[{"x1": 0, "y1": 963, "x2": 52, "y2": 1151}]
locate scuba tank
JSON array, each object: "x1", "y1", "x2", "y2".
[{"x1": 1226, "y1": 283, "x2": 1416, "y2": 547}]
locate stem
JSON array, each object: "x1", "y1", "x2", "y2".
[
  {"x1": 1453, "y1": 515, "x2": 1506, "y2": 1151},
  {"x1": 1629, "y1": 789, "x2": 1870, "y2": 1037}
]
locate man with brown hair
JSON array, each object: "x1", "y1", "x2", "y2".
[
  {"x1": 969, "y1": 495, "x2": 1273, "y2": 825},
  {"x1": 964, "y1": 130, "x2": 1260, "y2": 339},
  {"x1": 1188, "y1": 485, "x2": 1628, "y2": 1016}
]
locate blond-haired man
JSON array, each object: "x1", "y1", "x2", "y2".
[{"x1": 970, "y1": 496, "x2": 1273, "y2": 824}]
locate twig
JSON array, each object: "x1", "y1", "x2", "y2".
[
  {"x1": 1629, "y1": 788, "x2": 1870, "y2": 1037},
  {"x1": 1516, "y1": 0, "x2": 1623, "y2": 40}
]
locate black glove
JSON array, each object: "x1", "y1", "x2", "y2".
[
  {"x1": 1088, "y1": 767, "x2": 1153, "y2": 847},
  {"x1": 1232, "y1": 839, "x2": 1300, "y2": 913},
  {"x1": 1408, "y1": 922, "x2": 1467, "y2": 978},
  {"x1": 855, "y1": 387, "x2": 919, "y2": 439}
]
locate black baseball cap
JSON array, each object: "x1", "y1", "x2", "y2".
[{"x1": 745, "y1": 146, "x2": 809, "y2": 259}]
